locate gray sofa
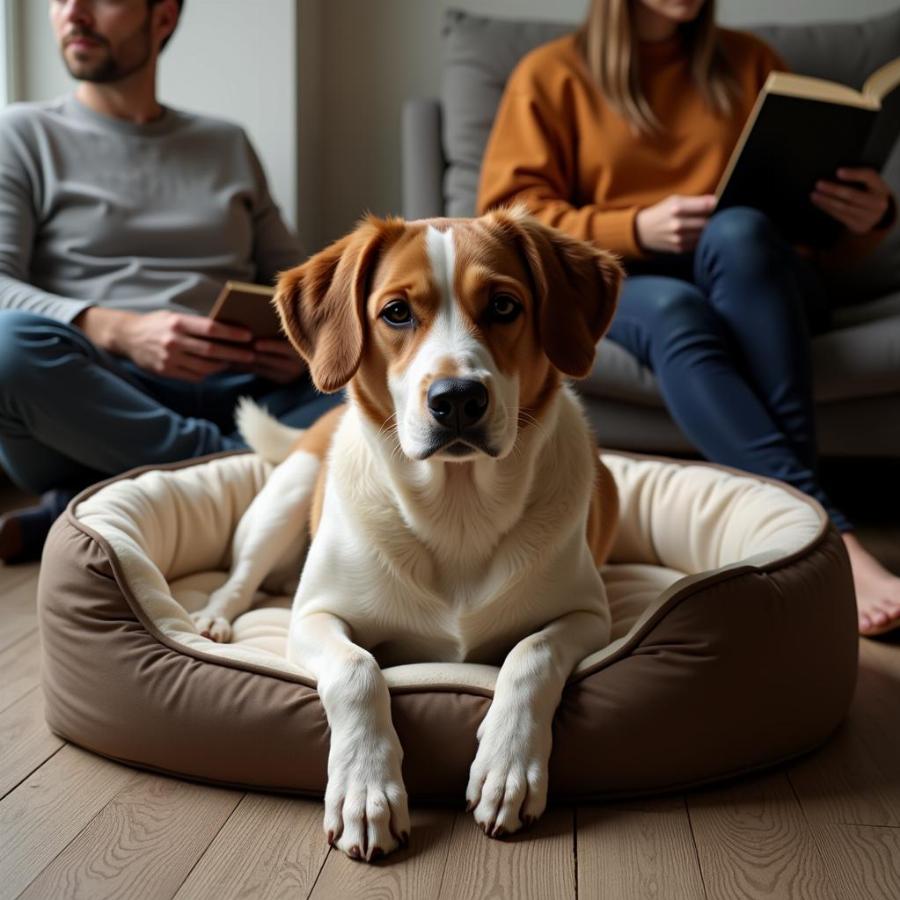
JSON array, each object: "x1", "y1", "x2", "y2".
[{"x1": 402, "y1": 9, "x2": 900, "y2": 457}]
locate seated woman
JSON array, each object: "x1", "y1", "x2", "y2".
[{"x1": 478, "y1": 0, "x2": 899, "y2": 636}]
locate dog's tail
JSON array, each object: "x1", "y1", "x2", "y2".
[{"x1": 235, "y1": 397, "x2": 303, "y2": 464}]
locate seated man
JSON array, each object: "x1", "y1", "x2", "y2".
[{"x1": 0, "y1": 0, "x2": 334, "y2": 563}]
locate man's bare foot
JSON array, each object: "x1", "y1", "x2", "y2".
[{"x1": 842, "y1": 532, "x2": 900, "y2": 637}]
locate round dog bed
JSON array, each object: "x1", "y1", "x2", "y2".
[{"x1": 38, "y1": 451, "x2": 857, "y2": 800}]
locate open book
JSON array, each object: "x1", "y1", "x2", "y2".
[{"x1": 715, "y1": 57, "x2": 900, "y2": 244}]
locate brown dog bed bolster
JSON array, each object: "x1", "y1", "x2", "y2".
[{"x1": 38, "y1": 452, "x2": 857, "y2": 798}]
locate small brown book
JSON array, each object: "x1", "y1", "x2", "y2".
[{"x1": 208, "y1": 281, "x2": 282, "y2": 339}]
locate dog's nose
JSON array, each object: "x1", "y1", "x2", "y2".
[{"x1": 427, "y1": 378, "x2": 489, "y2": 430}]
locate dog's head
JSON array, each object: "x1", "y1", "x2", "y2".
[{"x1": 274, "y1": 207, "x2": 622, "y2": 461}]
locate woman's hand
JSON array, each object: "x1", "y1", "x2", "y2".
[
  {"x1": 635, "y1": 194, "x2": 717, "y2": 254},
  {"x1": 76, "y1": 308, "x2": 255, "y2": 382},
  {"x1": 811, "y1": 167, "x2": 894, "y2": 235}
]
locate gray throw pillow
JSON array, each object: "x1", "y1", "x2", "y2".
[
  {"x1": 752, "y1": 11, "x2": 900, "y2": 89},
  {"x1": 441, "y1": 10, "x2": 569, "y2": 218}
]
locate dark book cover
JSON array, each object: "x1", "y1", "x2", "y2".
[
  {"x1": 863, "y1": 85, "x2": 900, "y2": 167},
  {"x1": 716, "y1": 93, "x2": 879, "y2": 245}
]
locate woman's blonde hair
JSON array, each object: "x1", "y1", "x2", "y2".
[{"x1": 576, "y1": 0, "x2": 739, "y2": 133}]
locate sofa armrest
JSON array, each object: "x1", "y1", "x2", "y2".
[{"x1": 402, "y1": 99, "x2": 446, "y2": 220}]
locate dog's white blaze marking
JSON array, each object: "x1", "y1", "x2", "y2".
[
  {"x1": 423, "y1": 225, "x2": 475, "y2": 363},
  {"x1": 419, "y1": 226, "x2": 489, "y2": 376},
  {"x1": 426, "y1": 225, "x2": 456, "y2": 322},
  {"x1": 387, "y1": 224, "x2": 519, "y2": 459}
]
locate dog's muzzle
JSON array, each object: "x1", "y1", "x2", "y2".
[
  {"x1": 427, "y1": 378, "x2": 488, "y2": 430},
  {"x1": 421, "y1": 378, "x2": 495, "y2": 458}
]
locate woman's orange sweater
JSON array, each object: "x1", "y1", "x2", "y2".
[{"x1": 477, "y1": 29, "x2": 784, "y2": 260}]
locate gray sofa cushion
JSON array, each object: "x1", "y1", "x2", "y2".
[
  {"x1": 441, "y1": 8, "x2": 900, "y2": 299},
  {"x1": 441, "y1": 11, "x2": 569, "y2": 219},
  {"x1": 750, "y1": 13, "x2": 900, "y2": 88}
]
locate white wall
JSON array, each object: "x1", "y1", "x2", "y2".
[
  {"x1": 1, "y1": 1, "x2": 10, "y2": 104},
  {"x1": 313, "y1": 0, "x2": 586, "y2": 250},
  {"x1": 308, "y1": 0, "x2": 900, "y2": 250},
  {"x1": 297, "y1": 0, "x2": 324, "y2": 256},
  {"x1": 13, "y1": 0, "x2": 300, "y2": 230}
]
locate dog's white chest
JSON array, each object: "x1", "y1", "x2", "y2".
[
  {"x1": 295, "y1": 491, "x2": 606, "y2": 665},
  {"x1": 291, "y1": 393, "x2": 608, "y2": 666}
]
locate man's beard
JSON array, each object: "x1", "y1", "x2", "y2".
[{"x1": 62, "y1": 18, "x2": 153, "y2": 84}]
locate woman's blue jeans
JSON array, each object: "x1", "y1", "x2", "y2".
[
  {"x1": 606, "y1": 206, "x2": 850, "y2": 531},
  {"x1": 0, "y1": 311, "x2": 342, "y2": 495}
]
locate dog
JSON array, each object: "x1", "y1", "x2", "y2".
[{"x1": 190, "y1": 206, "x2": 623, "y2": 861}]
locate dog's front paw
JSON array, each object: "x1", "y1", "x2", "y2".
[
  {"x1": 324, "y1": 734, "x2": 410, "y2": 862},
  {"x1": 465, "y1": 710, "x2": 551, "y2": 838},
  {"x1": 190, "y1": 610, "x2": 232, "y2": 643}
]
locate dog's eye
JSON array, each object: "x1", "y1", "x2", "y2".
[
  {"x1": 488, "y1": 293, "x2": 522, "y2": 323},
  {"x1": 380, "y1": 299, "x2": 414, "y2": 328}
]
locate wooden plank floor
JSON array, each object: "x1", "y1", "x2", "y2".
[{"x1": 1, "y1": 482, "x2": 899, "y2": 899}]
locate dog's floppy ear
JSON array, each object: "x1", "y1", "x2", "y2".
[
  {"x1": 274, "y1": 216, "x2": 402, "y2": 393},
  {"x1": 492, "y1": 206, "x2": 623, "y2": 378}
]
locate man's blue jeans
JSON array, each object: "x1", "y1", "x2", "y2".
[
  {"x1": 606, "y1": 206, "x2": 850, "y2": 531},
  {"x1": 0, "y1": 310, "x2": 342, "y2": 495}
]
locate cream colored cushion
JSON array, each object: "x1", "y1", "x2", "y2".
[{"x1": 73, "y1": 452, "x2": 823, "y2": 691}]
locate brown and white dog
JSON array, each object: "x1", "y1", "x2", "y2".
[{"x1": 191, "y1": 207, "x2": 623, "y2": 861}]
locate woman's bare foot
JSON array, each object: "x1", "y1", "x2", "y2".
[{"x1": 842, "y1": 532, "x2": 900, "y2": 636}]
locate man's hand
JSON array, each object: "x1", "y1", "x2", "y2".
[
  {"x1": 811, "y1": 167, "x2": 894, "y2": 235},
  {"x1": 76, "y1": 308, "x2": 254, "y2": 382},
  {"x1": 244, "y1": 339, "x2": 307, "y2": 384},
  {"x1": 635, "y1": 194, "x2": 717, "y2": 254},
  {"x1": 225, "y1": 338, "x2": 308, "y2": 384}
]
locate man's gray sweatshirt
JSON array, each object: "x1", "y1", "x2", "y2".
[{"x1": 0, "y1": 94, "x2": 302, "y2": 323}]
